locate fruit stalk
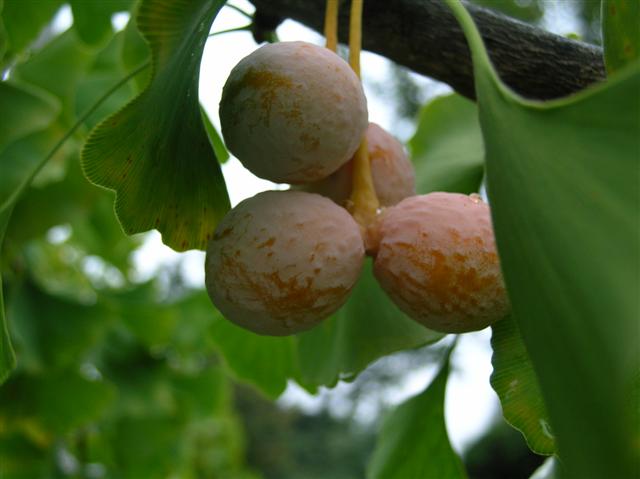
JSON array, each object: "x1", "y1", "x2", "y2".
[
  {"x1": 348, "y1": 0, "x2": 363, "y2": 78},
  {"x1": 324, "y1": 0, "x2": 339, "y2": 52},
  {"x1": 347, "y1": 0, "x2": 380, "y2": 230}
]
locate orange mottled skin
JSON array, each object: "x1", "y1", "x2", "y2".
[
  {"x1": 219, "y1": 41, "x2": 368, "y2": 184},
  {"x1": 369, "y1": 192, "x2": 509, "y2": 333},
  {"x1": 205, "y1": 191, "x2": 364, "y2": 336}
]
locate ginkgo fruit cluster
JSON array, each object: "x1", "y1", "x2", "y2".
[{"x1": 206, "y1": 41, "x2": 510, "y2": 336}]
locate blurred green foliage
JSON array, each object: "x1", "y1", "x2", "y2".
[{"x1": 235, "y1": 384, "x2": 375, "y2": 479}]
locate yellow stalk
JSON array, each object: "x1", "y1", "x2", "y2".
[
  {"x1": 347, "y1": 0, "x2": 379, "y2": 230},
  {"x1": 348, "y1": 0, "x2": 363, "y2": 78},
  {"x1": 324, "y1": 0, "x2": 339, "y2": 52}
]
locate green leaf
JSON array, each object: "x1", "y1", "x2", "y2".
[
  {"x1": 0, "y1": 432, "x2": 50, "y2": 479},
  {"x1": 0, "y1": 370, "x2": 116, "y2": 434},
  {"x1": 0, "y1": 79, "x2": 60, "y2": 385},
  {"x1": 0, "y1": 82, "x2": 60, "y2": 152},
  {"x1": 297, "y1": 260, "x2": 443, "y2": 388},
  {"x1": 33, "y1": 370, "x2": 116, "y2": 434},
  {"x1": 81, "y1": 0, "x2": 230, "y2": 252},
  {"x1": 0, "y1": 211, "x2": 16, "y2": 384},
  {"x1": 1, "y1": 0, "x2": 63, "y2": 62},
  {"x1": 0, "y1": 121, "x2": 76, "y2": 218},
  {"x1": 110, "y1": 415, "x2": 188, "y2": 478},
  {"x1": 6, "y1": 159, "x2": 97, "y2": 244},
  {"x1": 171, "y1": 366, "x2": 229, "y2": 418},
  {"x1": 70, "y1": 194, "x2": 141, "y2": 272},
  {"x1": 12, "y1": 30, "x2": 94, "y2": 124},
  {"x1": 602, "y1": 0, "x2": 639, "y2": 74},
  {"x1": 121, "y1": 10, "x2": 152, "y2": 92},
  {"x1": 409, "y1": 93, "x2": 484, "y2": 195},
  {"x1": 0, "y1": 0, "x2": 8, "y2": 64},
  {"x1": 367, "y1": 349, "x2": 467, "y2": 479},
  {"x1": 101, "y1": 287, "x2": 220, "y2": 359},
  {"x1": 70, "y1": 0, "x2": 132, "y2": 46},
  {"x1": 8, "y1": 280, "x2": 111, "y2": 372},
  {"x1": 445, "y1": 1, "x2": 640, "y2": 476},
  {"x1": 201, "y1": 106, "x2": 230, "y2": 163},
  {"x1": 101, "y1": 282, "x2": 179, "y2": 349},
  {"x1": 211, "y1": 314, "x2": 300, "y2": 398},
  {"x1": 490, "y1": 316, "x2": 555, "y2": 455},
  {"x1": 103, "y1": 286, "x2": 292, "y2": 399},
  {"x1": 167, "y1": 293, "x2": 222, "y2": 367},
  {"x1": 76, "y1": 31, "x2": 136, "y2": 129},
  {"x1": 0, "y1": 31, "x2": 100, "y2": 216}
]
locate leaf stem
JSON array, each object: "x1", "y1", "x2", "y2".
[
  {"x1": 208, "y1": 25, "x2": 252, "y2": 37},
  {"x1": 0, "y1": 61, "x2": 150, "y2": 215}
]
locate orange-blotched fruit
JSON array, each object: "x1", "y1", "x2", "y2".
[
  {"x1": 205, "y1": 190, "x2": 365, "y2": 336},
  {"x1": 302, "y1": 122, "x2": 416, "y2": 206},
  {"x1": 368, "y1": 192, "x2": 510, "y2": 333},
  {"x1": 219, "y1": 41, "x2": 368, "y2": 184}
]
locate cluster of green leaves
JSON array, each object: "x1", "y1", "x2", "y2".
[
  {"x1": 1, "y1": 0, "x2": 638, "y2": 478},
  {"x1": 0, "y1": 1, "x2": 255, "y2": 476}
]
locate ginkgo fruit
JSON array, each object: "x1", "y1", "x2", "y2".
[
  {"x1": 368, "y1": 192, "x2": 510, "y2": 333},
  {"x1": 205, "y1": 190, "x2": 365, "y2": 335},
  {"x1": 219, "y1": 41, "x2": 368, "y2": 184},
  {"x1": 302, "y1": 122, "x2": 416, "y2": 206}
]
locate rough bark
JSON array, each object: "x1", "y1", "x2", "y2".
[{"x1": 249, "y1": 0, "x2": 606, "y2": 101}]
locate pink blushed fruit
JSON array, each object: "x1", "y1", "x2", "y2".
[
  {"x1": 219, "y1": 41, "x2": 368, "y2": 184},
  {"x1": 369, "y1": 192, "x2": 510, "y2": 333},
  {"x1": 205, "y1": 190, "x2": 365, "y2": 335}
]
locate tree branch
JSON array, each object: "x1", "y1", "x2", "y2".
[{"x1": 249, "y1": 0, "x2": 606, "y2": 100}]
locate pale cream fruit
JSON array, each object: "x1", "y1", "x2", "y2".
[
  {"x1": 205, "y1": 190, "x2": 365, "y2": 336},
  {"x1": 302, "y1": 123, "x2": 415, "y2": 206},
  {"x1": 219, "y1": 41, "x2": 368, "y2": 184},
  {"x1": 369, "y1": 192, "x2": 509, "y2": 333}
]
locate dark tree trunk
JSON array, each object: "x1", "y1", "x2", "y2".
[{"x1": 249, "y1": 0, "x2": 606, "y2": 101}]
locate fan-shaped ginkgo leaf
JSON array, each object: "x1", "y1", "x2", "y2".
[
  {"x1": 490, "y1": 316, "x2": 555, "y2": 455},
  {"x1": 82, "y1": 0, "x2": 229, "y2": 252},
  {"x1": 602, "y1": 0, "x2": 639, "y2": 74},
  {"x1": 445, "y1": 1, "x2": 640, "y2": 476}
]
